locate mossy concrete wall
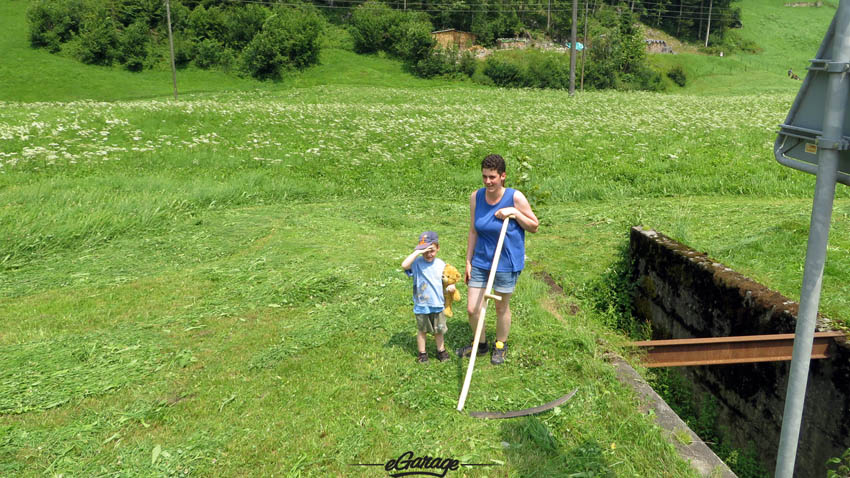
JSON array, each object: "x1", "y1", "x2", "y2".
[{"x1": 630, "y1": 226, "x2": 850, "y2": 478}]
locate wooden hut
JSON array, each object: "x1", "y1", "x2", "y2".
[{"x1": 431, "y1": 29, "x2": 477, "y2": 50}]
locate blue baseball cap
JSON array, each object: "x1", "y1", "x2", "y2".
[{"x1": 415, "y1": 231, "x2": 439, "y2": 250}]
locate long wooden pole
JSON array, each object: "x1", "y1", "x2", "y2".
[{"x1": 457, "y1": 216, "x2": 513, "y2": 412}]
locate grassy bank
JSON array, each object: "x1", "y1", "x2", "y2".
[
  {"x1": 4, "y1": 84, "x2": 850, "y2": 477},
  {"x1": 3, "y1": 0, "x2": 848, "y2": 476},
  {"x1": 649, "y1": 0, "x2": 835, "y2": 95}
]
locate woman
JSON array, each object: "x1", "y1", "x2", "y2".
[{"x1": 458, "y1": 154, "x2": 539, "y2": 365}]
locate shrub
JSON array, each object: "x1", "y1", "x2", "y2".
[
  {"x1": 193, "y1": 38, "x2": 224, "y2": 69},
  {"x1": 74, "y1": 8, "x2": 119, "y2": 66},
  {"x1": 172, "y1": 35, "x2": 194, "y2": 68},
  {"x1": 240, "y1": 4, "x2": 324, "y2": 80},
  {"x1": 349, "y1": 1, "x2": 398, "y2": 54},
  {"x1": 113, "y1": 0, "x2": 161, "y2": 28},
  {"x1": 394, "y1": 18, "x2": 436, "y2": 64},
  {"x1": 412, "y1": 47, "x2": 457, "y2": 78},
  {"x1": 527, "y1": 52, "x2": 570, "y2": 89},
  {"x1": 223, "y1": 4, "x2": 267, "y2": 50},
  {"x1": 482, "y1": 51, "x2": 574, "y2": 89},
  {"x1": 635, "y1": 66, "x2": 665, "y2": 92},
  {"x1": 483, "y1": 55, "x2": 526, "y2": 87},
  {"x1": 188, "y1": 5, "x2": 228, "y2": 44},
  {"x1": 118, "y1": 21, "x2": 149, "y2": 71},
  {"x1": 27, "y1": 0, "x2": 86, "y2": 52},
  {"x1": 459, "y1": 50, "x2": 477, "y2": 77},
  {"x1": 827, "y1": 448, "x2": 850, "y2": 478},
  {"x1": 667, "y1": 65, "x2": 686, "y2": 87}
]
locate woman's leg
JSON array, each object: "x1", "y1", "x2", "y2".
[
  {"x1": 493, "y1": 292, "x2": 512, "y2": 343},
  {"x1": 466, "y1": 286, "x2": 487, "y2": 341}
]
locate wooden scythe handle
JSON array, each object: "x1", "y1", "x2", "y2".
[{"x1": 457, "y1": 215, "x2": 514, "y2": 411}]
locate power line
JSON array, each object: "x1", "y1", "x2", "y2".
[
  {"x1": 224, "y1": 0, "x2": 736, "y2": 14},
  {"x1": 223, "y1": 0, "x2": 737, "y2": 20}
]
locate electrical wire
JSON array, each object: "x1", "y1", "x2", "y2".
[{"x1": 220, "y1": 0, "x2": 738, "y2": 20}]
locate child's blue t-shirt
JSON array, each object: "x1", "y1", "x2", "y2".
[{"x1": 405, "y1": 256, "x2": 445, "y2": 314}]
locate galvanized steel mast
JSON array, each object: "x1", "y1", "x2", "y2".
[{"x1": 775, "y1": 1, "x2": 850, "y2": 475}]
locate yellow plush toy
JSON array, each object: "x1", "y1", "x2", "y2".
[{"x1": 442, "y1": 263, "x2": 462, "y2": 317}]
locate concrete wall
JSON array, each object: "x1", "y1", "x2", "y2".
[{"x1": 630, "y1": 226, "x2": 850, "y2": 478}]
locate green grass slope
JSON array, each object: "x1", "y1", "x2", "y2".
[
  {"x1": 0, "y1": 0, "x2": 451, "y2": 103},
  {"x1": 650, "y1": 0, "x2": 836, "y2": 94},
  {"x1": 1, "y1": 1, "x2": 849, "y2": 477},
  {"x1": 3, "y1": 83, "x2": 850, "y2": 477}
]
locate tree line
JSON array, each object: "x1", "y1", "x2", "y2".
[
  {"x1": 26, "y1": 0, "x2": 752, "y2": 89},
  {"x1": 27, "y1": 0, "x2": 324, "y2": 79}
]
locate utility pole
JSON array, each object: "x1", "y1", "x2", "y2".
[
  {"x1": 699, "y1": 0, "x2": 704, "y2": 42},
  {"x1": 165, "y1": 0, "x2": 178, "y2": 100},
  {"x1": 580, "y1": 0, "x2": 588, "y2": 91},
  {"x1": 547, "y1": 0, "x2": 551, "y2": 32},
  {"x1": 704, "y1": 0, "x2": 713, "y2": 47},
  {"x1": 775, "y1": 2, "x2": 850, "y2": 476},
  {"x1": 677, "y1": 0, "x2": 683, "y2": 36},
  {"x1": 569, "y1": 0, "x2": 577, "y2": 95}
]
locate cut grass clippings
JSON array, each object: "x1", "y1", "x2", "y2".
[{"x1": 0, "y1": 327, "x2": 164, "y2": 415}]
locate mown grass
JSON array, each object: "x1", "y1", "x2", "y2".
[
  {"x1": 5, "y1": 85, "x2": 850, "y2": 477},
  {"x1": 2, "y1": 0, "x2": 848, "y2": 476}
]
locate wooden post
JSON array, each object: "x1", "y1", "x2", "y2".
[
  {"x1": 569, "y1": 0, "x2": 577, "y2": 95},
  {"x1": 165, "y1": 0, "x2": 178, "y2": 100},
  {"x1": 580, "y1": 0, "x2": 588, "y2": 91}
]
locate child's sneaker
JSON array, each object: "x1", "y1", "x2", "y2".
[
  {"x1": 418, "y1": 352, "x2": 429, "y2": 363},
  {"x1": 456, "y1": 341, "x2": 488, "y2": 358},
  {"x1": 490, "y1": 341, "x2": 508, "y2": 365},
  {"x1": 436, "y1": 348, "x2": 450, "y2": 362}
]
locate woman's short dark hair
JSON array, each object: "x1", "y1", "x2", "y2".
[{"x1": 482, "y1": 154, "x2": 506, "y2": 173}]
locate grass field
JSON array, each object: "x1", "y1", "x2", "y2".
[
  {"x1": 649, "y1": 0, "x2": 836, "y2": 95},
  {"x1": 2, "y1": 0, "x2": 849, "y2": 476}
]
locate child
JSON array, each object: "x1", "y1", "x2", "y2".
[{"x1": 401, "y1": 231, "x2": 454, "y2": 363}]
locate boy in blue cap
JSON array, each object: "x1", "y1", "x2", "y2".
[{"x1": 401, "y1": 231, "x2": 453, "y2": 363}]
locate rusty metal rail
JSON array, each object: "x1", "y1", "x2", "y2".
[{"x1": 630, "y1": 332, "x2": 846, "y2": 367}]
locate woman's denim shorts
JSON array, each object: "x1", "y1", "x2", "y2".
[{"x1": 467, "y1": 266, "x2": 521, "y2": 294}]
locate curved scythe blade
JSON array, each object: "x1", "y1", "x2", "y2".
[{"x1": 468, "y1": 388, "x2": 578, "y2": 419}]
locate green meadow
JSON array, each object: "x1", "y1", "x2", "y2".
[{"x1": 2, "y1": 0, "x2": 848, "y2": 476}]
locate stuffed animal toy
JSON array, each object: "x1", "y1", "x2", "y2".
[{"x1": 442, "y1": 263, "x2": 462, "y2": 317}]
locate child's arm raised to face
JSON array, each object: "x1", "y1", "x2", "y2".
[{"x1": 401, "y1": 246, "x2": 433, "y2": 270}]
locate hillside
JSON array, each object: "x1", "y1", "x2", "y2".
[
  {"x1": 0, "y1": 0, "x2": 465, "y2": 103},
  {"x1": 0, "y1": 0, "x2": 840, "y2": 101},
  {"x1": 650, "y1": 0, "x2": 836, "y2": 94},
  {"x1": 3, "y1": 1, "x2": 850, "y2": 477}
]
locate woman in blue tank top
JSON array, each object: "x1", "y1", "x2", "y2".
[{"x1": 457, "y1": 154, "x2": 539, "y2": 365}]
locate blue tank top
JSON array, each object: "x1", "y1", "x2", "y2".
[{"x1": 471, "y1": 188, "x2": 525, "y2": 272}]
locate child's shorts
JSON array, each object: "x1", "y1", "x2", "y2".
[
  {"x1": 415, "y1": 311, "x2": 448, "y2": 334},
  {"x1": 467, "y1": 266, "x2": 521, "y2": 294}
]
